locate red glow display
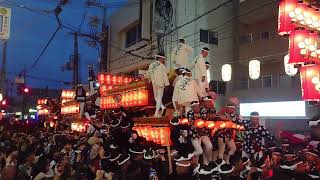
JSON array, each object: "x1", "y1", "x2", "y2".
[
  {"x1": 37, "y1": 98, "x2": 47, "y2": 105},
  {"x1": 98, "y1": 73, "x2": 133, "y2": 86},
  {"x1": 133, "y1": 126, "x2": 171, "y2": 146},
  {"x1": 300, "y1": 64, "x2": 320, "y2": 101},
  {"x1": 278, "y1": 0, "x2": 320, "y2": 35},
  {"x1": 71, "y1": 122, "x2": 88, "y2": 132},
  {"x1": 100, "y1": 89, "x2": 149, "y2": 109},
  {"x1": 61, "y1": 104, "x2": 80, "y2": 115},
  {"x1": 278, "y1": 0, "x2": 297, "y2": 36},
  {"x1": 288, "y1": 29, "x2": 317, "y2": 65}
]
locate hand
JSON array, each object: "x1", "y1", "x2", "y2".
[
  {"x1": 96, "y1": 170, "x2": 105, "y2": 179},
  {"x1": 5, "y1": 155, "x2": 13, "y2": 165},
  {"x1": 201, "y1": 76, "x2": 206, "y2": 82}
]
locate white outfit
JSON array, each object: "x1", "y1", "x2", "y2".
[
  {"x1": 174, "y1": 76, "x2": 204, "y2": 114},
  {"x1": 172, "y1": 43, "x2": 193, "y2": 68},
  {"x1": 190, "y1": 54, "x2": 208, "y2": 95},
  {"x1": 191, "y1": 136, "x2": 213, "y2": 165},
  {"x1": 172, "y1": 75, "x2": 184, "y2": 111},
  {"x1": 147, "y1": 61, "x2": 170, "y2": 117}
]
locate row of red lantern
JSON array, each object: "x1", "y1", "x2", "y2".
[
  {"x1": 61, "y1": 90, "x2": 75, "y2": 99},
  {"x1": 100, "y1": 85, "x2": 113, "y2": 97},
  {"x1": 289, "y1": 29, "x2": 320, "y2": 65},
  {"x1": 100, "y1": 89, "x2": 149, "y2": 109},
  {"x1": 37, "y1": 98, "x2": 47, "y2": 105},
  {"x1": 71, "y1": 122, "x2": 88, "y2": 132},
  {"x1": 38, "y1": 109, "x2": 49, "y2": 115},
  {"x1": 300, "y1": 64, "x2": 320, "y2": 101},
  {"x1": 133, "y1": 126, "x2": 171, "y2": 146},
  {"x1": 179, "y1": 119, "x2": 245, "y2": 130},
  {"x1": 61, "y1": 104, "x2": 80, "y2": 115},
  {"x1": 61, "y1": 90, "x2": 75, "y2": 104},
  {"x1": 278, "y1": 0, "x2": 320, "y2": 36},
  {"x1": 98, "y1": 74, "x2": 133, "y2": 86}
]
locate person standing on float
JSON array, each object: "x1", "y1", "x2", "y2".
[
  {"x1": 190, "y1": 47, "x2": 210, "y2": 96},
  {"x1": 172, "y1": 38, "x2": 194, "y2": 68},
  {"x1": 147, "y1": 53, "x2": 170, "y2": 117}
]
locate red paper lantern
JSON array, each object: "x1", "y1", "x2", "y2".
[
  {"x1": 300, "y1": 64, "x2": 320, "y2": 101},
  {"x1": 289, "y1": 29, "x2": 311, "y2": 65},
  {"x1": 98, "y1": 74, "x2": 105, "y2": 84},
  {"x1": 278, "y1": 0, "x2": 297, "y2": 36}
]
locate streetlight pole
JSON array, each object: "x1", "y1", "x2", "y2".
[
  {"x1": 100, "y1": 7, "x2": 108, "y2": 72},
  {"x1": 0, "y1": 40, "x2": 7, "y2": 96}
]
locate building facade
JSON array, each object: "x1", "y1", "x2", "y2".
[
  {"x1": 107, "y1": 0, "x2": 234, "y2": 80},
  {"x1": 228, "y1": 0, "x2": 319, "y2": 134}
]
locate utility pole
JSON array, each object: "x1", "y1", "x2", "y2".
[
  {"x1": 73, "y1": 33, "x2": 79, "y2": 87},
  {"x1": 100, "y1": 7, "x2": 108, "y2": 72},
  {"x1": 0, "y1": 40, "x2": 7, "y2": 96}
]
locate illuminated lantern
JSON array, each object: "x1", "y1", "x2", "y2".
[
  {"x1": 249, "y1": 60, "x2": 261, "y2": 80},
  {"x1": 300, "y1": 64, "x2": 320, "y2": 101},
  {"x1": 195, "y1": 119, "x2": 205, "y2": 128},
  {"x1": 205, "y1": 121, "x2": 215, "y2": 129},
  {"x1": 284, "y1": 54, "x2": 298, "y2": 76},
  {"x1": 98, "y1": 74, "x2": 105, "y2": 84},
  {"x1": 278, "y1": 0, "x2": 297, "y2": 36},
  {"x1": 180, "y1": 118, "x2": 189, "y2": 125},
  {"x1": 221, "y1": 64, "x2": 232, "y2": 82},
  {"x1": 111, "y1": 75, "x2": 117, "y2": 85},
  {"x1": 117, "y1": 76, "x2": 123, "y2": 85},
  {"x1": 289, "y1": 29, "x2": 310, "y2": 65}
]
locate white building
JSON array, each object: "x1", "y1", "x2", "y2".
[{"x1": 108, "y1": 0, "x2": 234, "y2": 82}]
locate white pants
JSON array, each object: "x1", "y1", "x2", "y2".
[
  {"x1": 153, "y1": 85, "x2": 165, "y2": 116},
  {"x1": 191, "y1": 136, "x2": 213, "y2": 165},
  {"x1": 195, "y1": 79, "x2": 208, "y2": 96},
  {"x1": 217, "y1": 137, "x2": 236, "y2": 163}
]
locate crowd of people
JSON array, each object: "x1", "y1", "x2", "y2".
[
  {"x1": 0, "y1": 39, "x2": 319, "y2": 180},
  {"x1": 0, "y1": 103, "x2": 319, "y2": 180}
]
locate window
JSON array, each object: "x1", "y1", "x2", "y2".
[
  {"x1": 279, "y1": 74, "x2": 291, "y2": 88},
  {"x1": 200, "y1": 29, "x2": 218, "y2": 45},
  {"x1": 125, "y1": 24, "x2": 141, "y2": 48},
  {"x1": 239, "y1": 34, "x2": 252, "y2": 44},
  {"x1": 260, "y1": 32, "x2": 270, "y2": 40},
  {"x1": 262, "y1": 75, "x2": 272, "y2": 88},
  {"x1": 207, "y1": 69, "x2": 211, "y2": 83},
  {"x1": 239, "y1": 79, "x2": 249, "y2": 90}
]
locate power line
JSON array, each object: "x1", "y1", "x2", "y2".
[{"x1": 28, "y1": 26, "x2": 61, "y2": 72}]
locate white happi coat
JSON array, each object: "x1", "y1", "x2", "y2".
[
  {"x1": 174, "y1": 76, "x2": 203, "y2": 105},
  {"x1": 172, "y1": 43, "x2": 194, "y2": 68},
  {"x1": 147, "y1": 61, "x2": 170, "y2": 88},
  {"x1": 192, "y1": 54, "x2": 207, "y2": 81},
  {"x1": 172, "y1": 75, "x2": 184, "y2": 102}
]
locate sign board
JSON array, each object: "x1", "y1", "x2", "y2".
[
  {"x1": 0, "y1": 7, "x2": 11, "y2": 39},
  {"x1": 240, "y1": 101, "x2": 306, "y2": 118},
  {"x1": 15, "y1": 76, "x2": 25, "y2": 84}
]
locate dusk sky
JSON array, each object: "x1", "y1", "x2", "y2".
[{"x1": 0, "y1": 0, "x2": 122, "y2": 89}]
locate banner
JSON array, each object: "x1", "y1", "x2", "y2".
[{"x1": 0, "y1": 7, "x2": 11, "y2": 39}]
